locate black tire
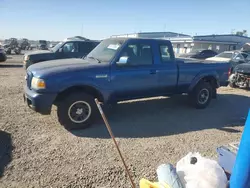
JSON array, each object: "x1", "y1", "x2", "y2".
[
  {"x1": 14, "y1": 48, "x2": 21, "y2": 55},
  {"x1": 189, "y1": 81, "x2": 212, "y2": 109},
  {"x1": 6, "y1": 49, "x2": 11, "y2": 55},
  {"x1": 57, "y1": 92, "x2": 98, "y2": 130}
]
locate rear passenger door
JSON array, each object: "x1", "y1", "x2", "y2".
[{"x1": 155, "y1": 43, "x2": 178, "y2": 94}]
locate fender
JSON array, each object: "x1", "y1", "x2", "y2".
[
  {"x1": 188, "y1": 71, "x2": 219, "y2": 92},
  {"x1": 58, "y1": 79, "x2": 111, "y2": 102}
]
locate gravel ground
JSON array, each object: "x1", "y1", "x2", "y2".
[{"x1": 0, "y1": 57, "x2": 249, "y2": 188}]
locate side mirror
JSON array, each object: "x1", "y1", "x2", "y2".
[
  {"x1": 58, "y1": 48, "x2": 63, "y2": 53},
  {"x1": 116, "y1": 56, "x2": 129, "y2": 66}
]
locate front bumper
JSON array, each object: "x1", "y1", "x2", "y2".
[{"x1": 24, "y1": 86, "x2": 57, "y2": 115}]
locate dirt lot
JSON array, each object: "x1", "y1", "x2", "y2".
[{"x1": 0, "y1": 56, "x2": 249, "y2": 188}]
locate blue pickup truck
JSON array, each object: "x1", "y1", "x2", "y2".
[{"x1": 24, "y1": 38, "x2": 230, "y2": 129}]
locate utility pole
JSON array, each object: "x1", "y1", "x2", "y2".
[
  {"x1": 163, "y1": 24, "x2": 166, "y2": 38},
  {"x1": 81, "y1": 23, "x2": 83, "y2": 36}
]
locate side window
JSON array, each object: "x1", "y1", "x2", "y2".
[
  {"x1": 63, "y1": 42, "x2": 78, "y2": 53},
  {"x1": 199, "y1": 50, "x2": 206, "y2": 56},
  {"x1": 120, "y1": 43, "x2": 153, "y2": 66},
  {"x1": 159, "y1": 45, "x2": 172, "y2": 62},
  {"x1": 204, "y1": 50, "x2": 213, "y2": 56},
  {"x1": 234, "y1": 53, "x2": 244, "y2": 60},
  {"x1": 79, "y1": 42, "x2": 95, "y2": 53},
  {"x1": 241, "y1": 53, "x2": 248, "y2": 59}
]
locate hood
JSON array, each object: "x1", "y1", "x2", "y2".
[
  {"x1": 206, "y1": 57, "x2": 231, "y2": 62},
  {"x1": 28, "y1": 58, "x2": 104, "y2": 78},
  {"x1": 25, "y1": 50, "x2": 52, "y2": 56},
  {"x1": 235, "y1": 63, "x2": 250, "y2": 74}
]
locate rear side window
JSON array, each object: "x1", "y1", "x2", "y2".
[
  {"x1": 159, "y1": 45, "x2": 173, "y2": 62},
  {"x1": 79, "y1": 42, "x2": 96, "y2": 53}
]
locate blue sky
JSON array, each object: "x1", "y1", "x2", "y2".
[{"x1": 1, "y1": 0, "x2": 250, "y2": 41}]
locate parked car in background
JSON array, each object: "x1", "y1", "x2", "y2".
[
  {"x1": 23, "y1": 36, "x2": 100, "y2": 69},
  {"x1": 206, "y1": 50, "x2": 250, "y2": 73},
  {"x1": 20, "y1": 38, "x2": 31, "y2": 50},
  {"x1": 37, "y1": 40, "x2": 48, "y2": 50},
  {"x1": 0, "y1": 48, "x2": 7, "y2": 62},
  {"x1": 23, "y1": 38, "x2": 230, "y2": 130},
  {"x1": 3, "y1": 38, "x2": 21, "y2": 55},
  {"x1": 49, "y1": 43, "x2": 58, "y2": 48},
  {"x1": 178, "y1": 49, "x2": 217, "y2": 59},
  {"x1": 229, "y1": 62, "x2": 250, "y2": 89}
]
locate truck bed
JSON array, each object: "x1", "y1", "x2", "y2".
[{"x1": 177, "y1": 57, "x2": 228, "y2": 64}]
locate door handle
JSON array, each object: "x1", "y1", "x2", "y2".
[
  {"x1": 150, "y1": 70, "x2": 156, "y2": 74},
  {"x1": 150, "y1": 70, "x2": 158, "y2": 74}
]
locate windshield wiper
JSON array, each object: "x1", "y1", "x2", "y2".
[{"x1": 88, "y1": 56, "x2": 101, "y2": 63}]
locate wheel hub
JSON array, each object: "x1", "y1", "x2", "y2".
[
  {"x1": 76, "y1": 108, "x2": 83, "y2": 115},
  {"x1": 68, "y1": 101, "x2": 92, "y2": 124},
  {"x1": 198, "y1": 89, "x2": 209, "y2": 104}
]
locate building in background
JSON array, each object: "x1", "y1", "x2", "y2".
[{"x1": 111, "y1": 32, "x2": 250, "y2": 55}]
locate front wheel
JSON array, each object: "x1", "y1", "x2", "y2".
[
  {"x1": 189, "y1": 81, "x2": 212, "y2": 109},
  {"x1": 57, "y1": 92, "x2": 98, "y2": 130}
]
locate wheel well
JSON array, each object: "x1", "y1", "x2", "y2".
[
  {"x1": 54, "y1": 85, "x2": 104, "y2": 105},
  {"x1": 201, "y1": 76, "x2": 218, "y2": 89}
]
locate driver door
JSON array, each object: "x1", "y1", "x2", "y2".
[{"x1": 110, "y1": 41, "x2": 159, "y2": 100}]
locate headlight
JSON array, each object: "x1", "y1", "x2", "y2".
[
  {"x1": 31, "y1": 77, "x2": 46, "y2": 89},
  {"x1": 24, "y1": 55, "x2": 30, "y2": 61}
]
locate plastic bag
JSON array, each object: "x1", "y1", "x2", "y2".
[{"x1": 176, "y1": 152, "x2": 228, "y2": 188}]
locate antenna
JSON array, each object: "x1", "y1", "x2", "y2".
[
  {"x1": 81, "y1": 23, "x2": 83, "y2": 36},
  {"x1": 163, "y1": 24, "x2": 166, "y2": 38}
]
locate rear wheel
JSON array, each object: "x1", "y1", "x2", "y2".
[
  {"x1": 57, "y1": 92, "x2": 98, "y2": 130},
  {"x1": 189, "y1": 81, "x2": 212, "y2": 109}
]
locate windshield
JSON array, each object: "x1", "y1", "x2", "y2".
[
  {"x1": 215, "y1": 52, "x2": 234, "y2": 59},
  {"x1": 86, "y1": 38, "x2": 125, "y2": 62},
  {"x1": 51, "y1": 42, "x2": 63, "y2": 52}
]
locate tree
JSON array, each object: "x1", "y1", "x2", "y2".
[{"x1": 236, "y1": 30, "x2": 248, "y2": 37}]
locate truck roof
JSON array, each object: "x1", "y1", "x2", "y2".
[
  {"x1": 63, "y1": 36, "x2": 100, "y2": 43},
  {"x1": 108, "y1": 37, "x2": 172, "y2": 43}
]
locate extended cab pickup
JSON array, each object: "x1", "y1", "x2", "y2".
[{"x1": 24, "y1": 38, "x2": 230, "y2": 130}]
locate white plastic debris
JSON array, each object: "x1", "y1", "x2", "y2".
[{"x1": 176, "y1": 152, "x2": 228, "y2": 188}]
